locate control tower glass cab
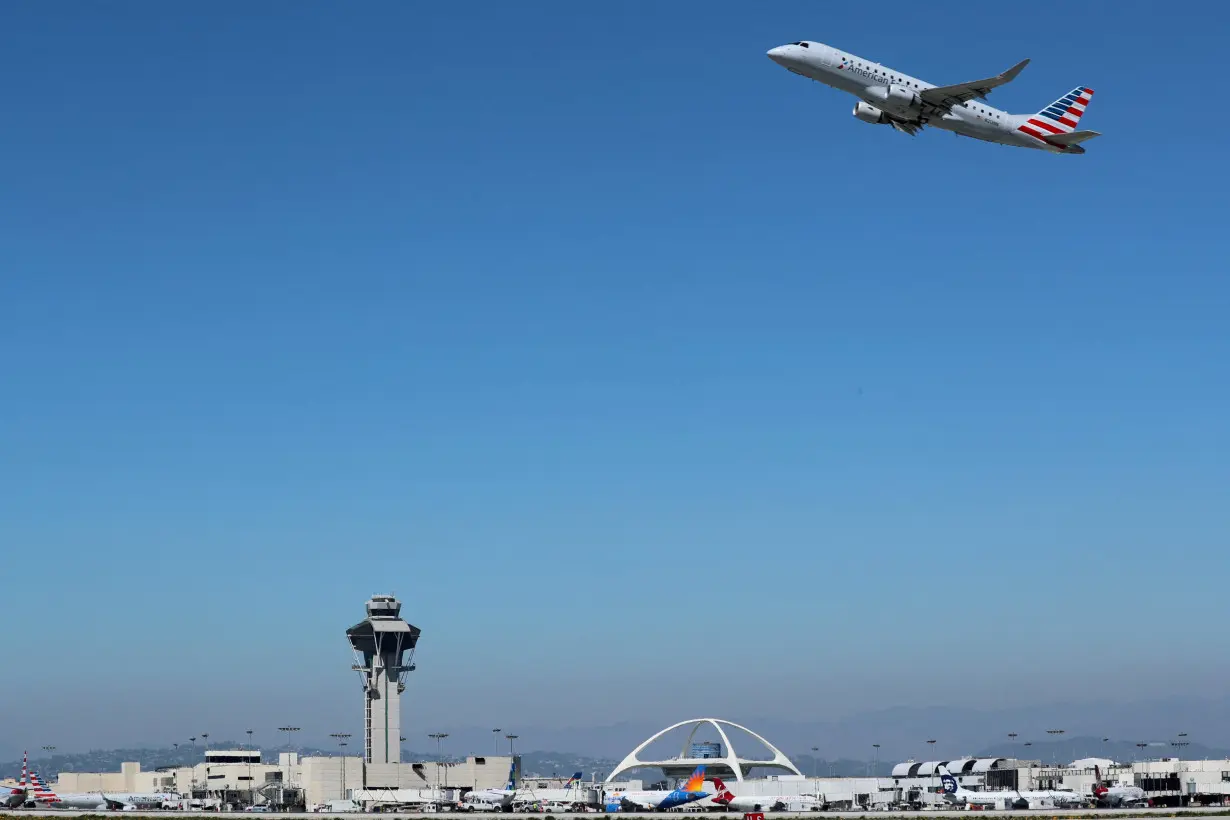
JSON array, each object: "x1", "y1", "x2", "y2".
[{"x1": 346, "y1": 594, "x2": 421, "y2": 765}]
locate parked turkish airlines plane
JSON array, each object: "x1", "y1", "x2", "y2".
[{"x1": 767, "y1": 41, "x2": 1098, "y2": 154}]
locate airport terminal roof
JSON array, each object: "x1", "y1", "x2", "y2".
[{"x1": 891, "y1": 758, "x2": 1008, "y2": 778}]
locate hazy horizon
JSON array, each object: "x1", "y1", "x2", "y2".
[{"x1": 3, "y1": 0, "x2": 1227, "y2": 768}]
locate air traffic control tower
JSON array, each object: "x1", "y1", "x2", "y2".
[{"x1": 346, "y1": 594, "x2": 421, "y2": 765}]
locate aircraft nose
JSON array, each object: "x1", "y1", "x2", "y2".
[{"x1": 767, "y1": 45, "x2": 789, "y2": 65}]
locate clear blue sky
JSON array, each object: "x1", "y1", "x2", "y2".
[{"x1": 2, "y1": 1, "x2": 1228, "y2": 758}]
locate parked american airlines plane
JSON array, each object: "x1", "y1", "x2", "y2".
[{"x1": 767, "y1": 41, "x2": 1098, "y2": 154}]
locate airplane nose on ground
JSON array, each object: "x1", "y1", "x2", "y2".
[{"x1": 766, "y1": 45, "x2": 789, "y2": 65}]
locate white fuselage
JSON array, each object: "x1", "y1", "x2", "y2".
[
  {"x1": 37, "y1": 792, "x2": 179, "y2": 810},
  {"x1": 461, "y1": 788, "x2": 516, "y2": 809},
  {"x1": 723, "y1": 793, "x2": 823, "y2": 812},
  {"x1": 1099, "y1": 784, "x2": 1149, "y2": 806},
  {"x1": 767, "y1": 41, "x2": 1062, "y2": 152}
]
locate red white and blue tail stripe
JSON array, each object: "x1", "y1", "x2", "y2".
[
  {"x1": 28, "y1": 771, "x2": 60, "y2": 803},
  {"x1": 1018, "y1": 86, "x2": 1094, "y2": 146}
]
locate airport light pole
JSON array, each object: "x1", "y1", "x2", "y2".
[
  {"x1": 1046, "y1": 729, "x2": 1065, "y2": 767},
  {"x1": 872, "y1": 744, "x2": 880, "y2": 778},
  {"x1": 200, "y1": 734, "x2": 212, "y2": 804},
  {"x1": 811, "y1": 746, "x2": 819, "y2": 782},
  {"x1": 926, "y1": 740, "x2": 936, "y2": 796},
  {"x1": 278, "y1": 727, "x2": 300, "y2": 789},
  {"x1": 330, "y1": 733, "x2": 352, "y2": 802},
  {"x1": 1136, "y1": 742, "x2": 1148, "y2": 763},
  {"x1": 189, "y1": 738, "x2": 197, "y2": 796},
  {"x1": 505, "y1": 734, "x2": 518, "y2": 757},
  {"x1": 246, "y1": 730, "x2": 254, "y2": 806},
  {"x1": 429, "y1": 733, "x2": 449, "y2": 803}
]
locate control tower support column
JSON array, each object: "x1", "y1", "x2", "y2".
[{"x1": 346, "y1": 594, "x2": 421, "y2": 765}]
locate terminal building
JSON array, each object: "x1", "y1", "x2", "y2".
[{"x1": 26, "y1": 597, "x2": 1230, "y2": 811}]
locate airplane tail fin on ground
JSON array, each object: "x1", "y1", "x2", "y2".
[
  {"x1": 1033, "y1": 86, "x2": 1094, "y2": 131},
  {"x1": 28, "y1": 772, "x2": 59, "y2": 803},
  {"x1": 938, "y1": 765, "x2": 960, "y2": 796},
  {"x1": 1093, "y1": 765, "x2": 1108, "y2": 797},
  {"x1": 711, "y1": 778, "x2": 736, "y2": 804},
  {"x1": 681, "y1": 766, "x2": 707, "y2": 793},
  {"x1": 505, "y1": 759, "x2": 518, "y2": 791}
]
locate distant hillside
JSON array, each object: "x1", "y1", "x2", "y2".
[{"x1": 1, "y1": 744, "x2": 618, "y2": 783}]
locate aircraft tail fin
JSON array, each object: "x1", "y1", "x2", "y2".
[
  {"x1": 505, "y1": 758, "x2": 518, "y2": 791},
  {"x1": 1033, "y1": 86, "x2": 1094, "y2": 132},
  {"x1": 681, "y1": 766, "x2": 707, "y2": 793},
  {"x1": 938, "y1": 765, "x2": 960, "y2": 797},
  {"x1": 28, "y1": 771, "x2": 59, "y2": 803},
  {"x1": 1093, "y1": 765, "x2": 1108, "y2": 797},
  {"x1": 712, "y1": 778, "x2": 736, "y2": 805}
]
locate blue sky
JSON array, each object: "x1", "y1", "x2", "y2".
[{"x1": 2, "y1": 1, "x2": 1229, "y2": 758}]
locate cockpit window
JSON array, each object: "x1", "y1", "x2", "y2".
[{"x1": 791, "y1": 41, "x2": 810, "y2": 48}]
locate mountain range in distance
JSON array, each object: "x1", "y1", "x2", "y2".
[{"x1": 6, "y1": 696, "x2": 1227, "y2": 782}]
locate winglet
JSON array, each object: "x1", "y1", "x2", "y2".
[{"x1": 1001, "y1": 58, "x2": 1030, "y2": 83}]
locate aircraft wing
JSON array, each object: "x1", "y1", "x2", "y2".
[{"x1": 921, "y1": 59, "x2": 1030, "y2": 112}]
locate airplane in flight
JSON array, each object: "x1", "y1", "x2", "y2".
[
  {"x1": 939, "y1": 765, "x2": 1087, "y2": 809},
  {"x1": 766, "y1": 40, "x2": 1098, "y2": 154},
  {"x1": 1093, "y1": 765, "x2": 1149, "y2": 807},
  {"x1": 604, "y1": 766, "x2": 710, "y2": 811}
]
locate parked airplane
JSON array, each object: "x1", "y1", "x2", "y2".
[
  {"x1": 939, "y1": 765, "x2": 1086, "y2": 809},
  {"x1": 28, "y1": 771, "x2": 179, "y2": 811},
  {"x1": 711, "y1": 777, "x2": 823, "y2": 812},
  {"x1": 4, "y1": 753, "x2": 30, "y2": 808},
  {"x1": 605, "y1": 766, "x2": 710, "y2": 811},
  {"x1": 459, "y1": 760, "x2": 522, "y2": 810},
  {"x1": 2, "y1": 783, "x2": 25, "y2": 809},
  {"x1": 767, "y1": 40, "x2": 1098, "y2": 154},
  {"x1": 1094, "y1": 765, "x2": 1149, "y2": 807}
]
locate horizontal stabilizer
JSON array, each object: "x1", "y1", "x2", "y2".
[{"x1": 1047, "y1": 129, "x2": 1101, "y2": 146}]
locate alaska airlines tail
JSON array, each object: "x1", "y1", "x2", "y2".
[
  {"x1": 938, "y1": 765, "x2": 960, "y2": 797},
  {"x1": 681, "y1": 766, "x2": 707, "y2": 793}
]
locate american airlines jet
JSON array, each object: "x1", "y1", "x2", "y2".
[{"x1": 767, "y1": 41, "x2": 1098, "y2": 154}]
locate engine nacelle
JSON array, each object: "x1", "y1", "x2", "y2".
[
  {"x1": 853, "y1": 102, "x2": 890, "y2": 124},
  {"x1": 866, "y1": 83, "x2": 921, "y2": 118}
]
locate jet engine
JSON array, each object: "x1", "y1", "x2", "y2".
[
  {"x1": 867, "y1": 83, "x2": 921, "y2": 118},
  {"x1": 853, "y1": 102, "x2": 890, "y2": 124}
]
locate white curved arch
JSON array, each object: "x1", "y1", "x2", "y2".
[{"x1": 606, "y1": 718, "x2": 802, "y2": 783}]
